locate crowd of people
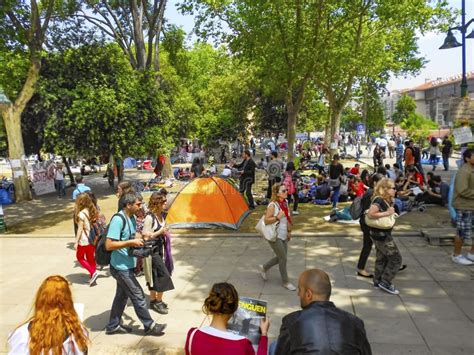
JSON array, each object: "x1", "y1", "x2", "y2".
[{"x1": 6, "y1": 132, "x2": 473, "y2": 355}]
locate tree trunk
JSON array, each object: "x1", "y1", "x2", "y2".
[
  {"x1": 286, "y1": 106, "x2": 298, "y2": 162},
  {"x1": 62, "y1": 156, "x2": 75, "y2": 186},
  {"x1": 328, "y1": 108, "x2": 343, "y2": 158},
  {"x1": 1, "y1": 107, "x2": 32, "y2": 201}
]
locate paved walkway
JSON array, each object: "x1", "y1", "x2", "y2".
[{"x1": 1, "y1": 235, "x2": 473, "y2": 354}]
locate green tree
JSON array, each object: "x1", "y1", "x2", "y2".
[
  {"x1": 400, "y1": 112, "x2": 438, "y2": 144},
  {"x1": 180, "y1": 0, "x2": 451, "y2": 159},
  {"x1": 25, "y1": 44, "x2": 173, "y2": 159},
  {"x1": 0, "y1": 0, "x2": 71, "y2": 201},
  {"x1": 392, "y1": 94, "x2": 417, "y2": 125},
  {"x1": 180, "y1": 0, "x2": 336, "y2": 161}
]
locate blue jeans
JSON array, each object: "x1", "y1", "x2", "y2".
[
  {"x1": 331, "y1": 186, "x2": 340, "y2": 208},
  {"x1": 429, "y1": 154, "x2": 438, "y2": 170},
  {"x1": 396, "y1": 157, "x2": 403, "y2": 171},
  {"x1": 54, "y1": 179, "x2": 65, "y2": 197},
  {"x1": 106, "y1": 267, "x2": 154, "y2": 331},
  {"x1": 269, "y1": 340, "x2": 278, "y2": 355}
]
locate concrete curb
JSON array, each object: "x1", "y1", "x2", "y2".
[{"x1": 1, "y1": 230, "x2": 429, "y2": 238}]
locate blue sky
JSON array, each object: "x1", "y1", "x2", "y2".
[{"x1": 165, "y1": 0, "x2": 474, "y2": 91}]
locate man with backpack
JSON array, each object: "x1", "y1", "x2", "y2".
[{"x1": 104, "y1": 192, "x2": 167, "y2": 336}]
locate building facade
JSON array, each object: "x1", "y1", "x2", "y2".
[{"x1": 384, "y1": 71, "x2": 474, "y2": 127}]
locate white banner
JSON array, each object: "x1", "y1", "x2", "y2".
[
  {"x1": 453, "y1": 126, "x2": 473, "y2": 145},
  {"x1": 31, "y1": 161, "x2": 56, "y2": 195}
]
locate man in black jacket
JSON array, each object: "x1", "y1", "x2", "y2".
[
  {"x1": 274, "y1": 269, "x2": 372, "y2": 355},
  {"x1": 234, "y1": 149, "x2": 256, "y2": 209}
]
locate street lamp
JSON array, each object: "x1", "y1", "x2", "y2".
[{"x1": 439, "y1": 0, "x2": 474, "y2": 97}]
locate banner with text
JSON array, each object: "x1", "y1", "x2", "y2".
[{"x1": 31, "y1": 161, "x2": 56, "y2": 195}]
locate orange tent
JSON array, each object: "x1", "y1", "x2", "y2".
[{"x1": 166, "y1": 177, "x2": 250, "y2": 230}]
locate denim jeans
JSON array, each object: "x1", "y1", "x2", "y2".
[
  {"x1": 331, "y1": 186, "x2": 340, "y2": 208},
  {"x1": 396, "y1": 157, "x2": 403, "y2": 172},
  {"x1": 106, "y1": 266, "x2": 154, "y2": 331},
  {"x1": 54, "y1": 179, "x2": 65, "y2": 197}
]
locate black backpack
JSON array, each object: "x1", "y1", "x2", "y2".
[
  {"x1": 349, "y1": 196, "x2": 364, "y2": 220},
  {"x1": 95, "y1": 213, "x2": 126, "y2": 266}
]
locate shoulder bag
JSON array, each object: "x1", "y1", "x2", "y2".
[
  {"x1": 365, "y1": 198, "x2": 398, "y2": 230},
  {"x1": 255, "y1": 202, "x2": 280, "y2": 242}
]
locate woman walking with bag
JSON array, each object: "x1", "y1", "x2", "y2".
[
  {"x1": 258, "y1": 183, "x2": 296, "y2": 291},
  {"x1": 142, "y1": 192, "x2": 175, "y2": 314},
  {"x1": 74, "y1": 193, "x2": 99, "y2": 286},
  {"x1": 366, "y1": 178, "x2": 402, "y2": 295}
]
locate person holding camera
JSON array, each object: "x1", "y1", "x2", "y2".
[
  {"x1": 105, "y1": 192, "x2": 167, "y2": 336},
  {"x1": 142, "y1": 192, "x2": 175, "y2": 315}
]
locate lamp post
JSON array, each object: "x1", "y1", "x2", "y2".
[{"x1": 439, "y1": 0, "x2": 474, "y2": 97}]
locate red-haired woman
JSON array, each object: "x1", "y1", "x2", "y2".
[
  {"x1": 74, "y1": 193, "x2": 99, "y2": 286},
  {"x1": 8, "y1": 275, "x2": 90, "y2": 354}
]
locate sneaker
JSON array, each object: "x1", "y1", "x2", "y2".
[
  {"x1": 145, "y1": 323, "x2": 167, "y2": 336},
  {"x1": 89, "y1": 271, "x2": 99, "y2": 286},
  {"x1": 452, "y1": 254, "x2": 474, "y2": 266},
  {"x1": 378, "y1": 281, "x2": 400, "y2": 295},
  {"x1": 150, "y1": 301, "x2": 168, "y2": 314},
  {"x1": 466, "y1": 253, "x2": 474, "y2": 262},
  {"x1": 292, "y1": 211, "x2": 300, "y2": 215},
  {"x1": 283, "y1": 282, "x2": 297, "y2": 291},
  {"x1": 105, "y1": 324, "x2": 133, "y2": 335}
]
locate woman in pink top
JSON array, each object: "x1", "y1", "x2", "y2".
[{"x1": 185, "y1": 283, "x2": 269, "y2": 355}]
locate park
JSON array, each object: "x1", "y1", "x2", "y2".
[{"x1": 1, "y1": 0, "x2": 474, "y2": 354}]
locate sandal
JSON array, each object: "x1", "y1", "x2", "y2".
[
  {"x1": 399, "y1": 264, "x2": 407, "y2": 272},
  {"x1": 357, "y1": 271, "x2": 374, "y2": 278}
]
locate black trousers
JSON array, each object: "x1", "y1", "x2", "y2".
[
  {"x1": 240, "y1": 179, "x2": 255, "y2": 208},
  {"x1": 287, "y1": 192, "x2": 299, "y2": 211},
  {"x1": 266, "y1": 177, "x2": 281, "y2": 199},
  {"x1": 357, "y1": 222, "x2": 373, "y2": 270}
]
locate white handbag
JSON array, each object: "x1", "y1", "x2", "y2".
[{"x1": 255, "y1": 202, "x2": 280, "y2": 242}]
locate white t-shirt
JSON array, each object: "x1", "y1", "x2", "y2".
[
  {"x1": 55, "y1": 169, "x2": 65, "y2": 181},
  {"x1": 378, "y1": 138, "x2": 388, "y2": 148},
  {"x1": 8, "y1": 323, "x2": 86, "y2": 355}
]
